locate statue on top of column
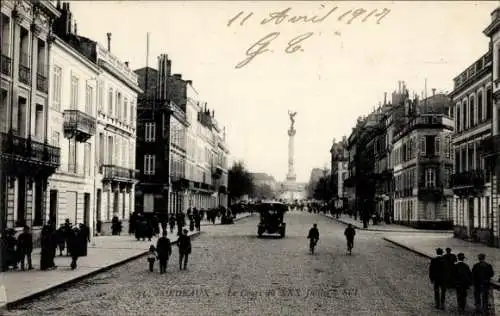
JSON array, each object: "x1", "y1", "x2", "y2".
[{"x1": 288, "y1": 110, "x2": 297, "y2": 131}]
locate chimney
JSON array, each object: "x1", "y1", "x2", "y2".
[
  {"x1": 74, "y1": 21, "x2": 77, "y2": 35},
  {"x1": 166, "y1": 60, "x2": 172, "y2": 77},
  {"x1": 432, "y1": 88, "x2": 436, "y2": 96},
  {"x1": 186, "y1": 80, "x2": 192, "y2": 86},
  {"x1": 212, "y1": 110, "x2": 215, "y2": 117},
  {"x1": 66, "y1": 11, "x2": 72, "y2": 35},
  {"x1": 125, "y1": 61, "x2": 129, "y2": 67},
  {"x1": 106, "y1": 33, "x2": 112, "y2": 51},
  {"x1": 384, "y1": 92, "x2": 387, "y2": 105},
  {"x1": 57, "y1": 0, "x2": 61, "y2": 10}
]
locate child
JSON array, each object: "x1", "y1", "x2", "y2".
[{"x1": 147, "y1": 245, "x2": 157, "y2": 272}]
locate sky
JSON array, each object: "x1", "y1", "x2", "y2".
[{"x1": 66, "y1": 1, "x2": 499, "y2": 183}]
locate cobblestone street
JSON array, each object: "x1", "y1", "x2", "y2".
[{"x1": 5, "y1": 212, "x2": 473, "y2": 315}]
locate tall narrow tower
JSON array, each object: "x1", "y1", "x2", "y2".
[{"x1": 286, "y1": 127, "x2": 296, "y2": 182}]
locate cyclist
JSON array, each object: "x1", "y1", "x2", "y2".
[
  {"x1": 307, "y1": 224, "x2": 319, "y2": 254},
  {"x1": 344, "y1": 224, "x2": 356, "y2": 255}
]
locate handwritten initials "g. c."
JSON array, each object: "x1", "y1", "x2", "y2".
[
  {"x1": 235, "y1": 32, "x2": 280, "y2": 69},
  {"x1": 285, "y1": 32, "x2": 314, "y2": 54}
]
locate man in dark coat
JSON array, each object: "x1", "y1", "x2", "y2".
[
  {"x1": 78, "y1": 224, "x2": 90, "y2": 256},
  {"x1": 67, "y1": 227, "x2": 80, "y2": 270},
  {"x1": 17, "y1": 225, "x2": 33, "y2": 270},
  {"x1": 429, "y1": 248, "x2": 446, "y2": 310},
  {"x1": 1, "y1": 229, "x2": 18, "y2": 271},
  {"x1": 454, "y1": 253, "x2": 472, "y2": 312},
  {"x1": 156, "y1": 231, "x2": 172, "y2": 274},
  {"x1": 344, "y1": 224, "x2": 356, "y2": 255},
  {"x1": 40, "y1": 224, "x2": 53, "y2": 270},
  {"x1": 176, "y1": 213, "x2": 184, "y2": 236},
  {"x1": 177, "y1": 229, "x2": 191, "y2": 270},
  {"x1": 472, "y1": 253, "x2": 494, "y2": 314},
  {"x1": 443, "y1": 247, "x2": 457, "y2": 289},
  {"x1": 169, "y1": 215, "x2": 176, "y2": 234}
]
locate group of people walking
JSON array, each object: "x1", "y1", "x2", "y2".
[
  {"x1": 147, "y1": 228, "x2": 192, "y2": 273},
  {"x1": 429, "y1": 247, "x2": 495, "y2": 313},
  {"x1": 1, "y1": 219, "x2": 90, "y2": 272}
]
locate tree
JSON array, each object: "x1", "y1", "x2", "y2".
[
  {"x1": 252, "y1": 183, "x2": 275, "y2": 200},
  {"x1": 228, "y1": 161, "x2": 254, "y2": 202},
  {"x1": 312, "y1": 175, "x2": 334, "y2": 201}
]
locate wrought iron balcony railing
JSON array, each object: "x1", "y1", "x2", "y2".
[
  {"x1": 1, "y1": 54, "x2": 11, "y2": 76},
  {"x1": 18, "y1": 65, "x2": 31, "y2": 85},
  {"x1": 0, "y1": 132, "x2": 61, "y2": 169},
  {"x1": 101, "y1": 164, "x2": 136, "y2": 182},
  {"x1": 63, "y1": 109, "x2": 96, "y2": 142},
  {"x1": 449, "y1": 169, "x2": 486, "y2": 189},
  {"x1": 36, "y1": 73, "x2": 47, "y2": 93}
]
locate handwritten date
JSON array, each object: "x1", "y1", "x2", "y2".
[
  {"x1": 235, "y1": 32, "x2": 314, "y2": 69},
  {"x1": 228, "y1": 6, "x2": 391, "y2": 27}
]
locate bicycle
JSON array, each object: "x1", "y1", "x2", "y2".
[
  {"x1": 346, "y1": 239, "x2": 353, "y2": 255},
  {"x1": 310, "y1": 238, "x2": 318, "y2": 254}
]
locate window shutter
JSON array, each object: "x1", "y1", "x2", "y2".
[
  {"x1": 420, "y1": 137, "x2": 425, "y2": 156},
  {"x1": 435, "y1": 136, "x2": 440, "y2": 156}
]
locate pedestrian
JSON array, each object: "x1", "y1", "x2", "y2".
[
  {"x1": 429, "y1": 248, "x2": 446, "y2": 310},
  {"x1": 169, "y1": 215, "x2": 176, "y2": 234},
  {"x1": 40, "y1": 224, "x2": 52, "y2": 270},
  {"x1": 156, "y1": 231, "x2": 172, "y2": 274},
  {"x1": 442, "y1": 247, "x2": 457, "y2": 292},
  {"x1": 78, "y1": 223, "x2": 90, "y2": 256},
  {"x1": 444, "y1": 247, "x2": 457, "y2": 264},
  {"x1": 67, "y1": 227, "x2": 80, "y2": 270},
  {"x1": 454, "y1": 253, "x2": 472, "y2": 313},
  {"x1": 56, "y1": 224, "x2": 66, "y2": 256},
  {"x1": 147, "y1": 245, "x2": 157, "y2": 272},
  {"x1": 176, "y1": 213, "x2": 184, "y2": 236},
  {"x1": 17, "y1": 225, "x2": 33, "y2": 270},
  {"x1": 344, "y1": 224, "x2": 356, "y2": 255},
  {"x1": 1, "y1": 229, "x2": 18, "y2": 271},
  {"x1": 177, "y1": 229, "x2": 191, "y2": 270},
  {"x1": 472, "y1": 253, "x2": 494, "y2": 314}
]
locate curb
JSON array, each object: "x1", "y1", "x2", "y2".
[
  {"x1": 383, "y1": 237, "x2": 500, "y2": 291},
  {"x1": 323, "y1": 214, "x2": 452, "y2": 234},
  {"x1": 382, "y1": 237, "x2": 432, "y2": 259},
  {"x1": 4, "y1": 231, "x2": 203, "y2": 310}
]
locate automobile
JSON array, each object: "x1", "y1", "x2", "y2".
[{"x1": 256, "y1": 201, "x2": 288, "y2": 238}]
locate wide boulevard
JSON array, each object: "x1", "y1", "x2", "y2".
[{"x1": 5, "y1": 211, "x2": 461, "y2": 316}]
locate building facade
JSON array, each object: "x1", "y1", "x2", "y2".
[
  {"x1": 478, "y1": 7, "x2": 500, "y2": 246},
  {"x1": 46, "y1": 33, "x2": 100, "y2": 232},
  {"x1": 1, "y1": 0, "x2": 61, "y2": 237},
  {"x1": 135, "y1": 54, "x2": 229, "y2": 218},
  {"x1": 450, "y1": 44, "x2": 493, "y2": 243},
  {"x1": 393, "y1": 94, "x2": 454, "y2": 229},
  {"x1": 50, "y1": 2, "x2": 141, "y2": 236},
  {"x1": 330, "y1": 138, "x2": 348, "y2": 209}
]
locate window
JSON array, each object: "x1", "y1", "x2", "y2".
[
  {"x1": 130, "y1": 101, "x2": 135, "y2": 126},
  {"x1": 444, "y1": 135, "x2": 450, "y2": 159},
  {"x1": 123, "y1": 98, "x2": 128, "y2": 124},
  {"x1": 52, "y1": 66, "x2": 62, "y2": 111},
  {"x1": 107, "y1": 136, "x2": 113, "y2": 164},
  {"x1": 98, "y1": 133, "x2": 104, "y2": 167},
  {"x1": 85, "y1": 84, "x2": 93, "y2": 115},
  {"x1": 420, "y1": 137, "x2": 425, "y2": 156},
  {"x1": 486, "y1": 88, "x2": 493, "y2": 120},
  {"x1": 434, "y1": 136, "x2": 440, "y2": 156},
  {"x1": 145, "y1": 122, "x2": 155, "y2": 142},
  {"x1": 456, "y1": 104, "x2": 461, "y2": 132},
  {"x1": 115, "y1": 91, "x2": 121, "y2": 120},
  {"x1": 144, "y1": 155, "x2": 155, "y2": 175},
  {"x1": 425, "y1": 168, "x2": 436, "y2": 188},
  {"x1": 462, "y1": 100, "x2": 468, "y2": 130},
  {"x1": 475, "y1": 142, "x2": 481, "y2": 170},
  {"x1": 108, "y1": 88, "x2": 113, "y2": 117},
  {"x1": 425, "y1": 135, "x2": 436, "y2": 156},
  {"x1": 70, "y1": 76, "x2": 79, "y2": 110},
  {"x1": 478, "y1": 91, "x2": 483, "y2": 122},
  {"x1": 84, "y1": 143, "x2": 91, "y2": 176},
  {"x1": 98, "y1": 80, "x2": 104, "y2": 112},
  {"x1": 51, "y1": 131, "x2": 60, "y2": 147},
  {"x1": 68, "y1": 138, "x2": 77, "y2": 173},
  {"x1": 469, "y1": 96, "x2": 475, "y2": 127}
]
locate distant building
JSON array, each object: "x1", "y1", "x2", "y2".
[{"x1": 330, "y1": 138, "x2": 348, "y2": 208}]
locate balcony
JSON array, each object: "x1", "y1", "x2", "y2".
[
  {"x1": 1, "y1": 54, "x2": 11, "y2": 76},
  {"x1": 101, "y1": 165, "x2": 136, "y2": 184},
  {"x1": 211, "y1": 165, "x2": 223, "y2": 179},
  {"x1": 450, "y1": 170, "x2": 486, "y2": 196},
  {"x1": 18, "y1": 64, "x2": 31, "y2": 85},
  {"x1": 479, "y1": 135, "x2": 500, "y2": 158},
  {"x1": 417, "y1": 184, "x2": 444, "y2": 201},
  {"x1": 36, "y1": 73, "x2": 47, "y2": 93},
  {"x1": 0, "y1": 132, "x2": 60, "y2": 176},
  {"x1": 63, "y1": 110, "x2": 96, "y2": 142}
]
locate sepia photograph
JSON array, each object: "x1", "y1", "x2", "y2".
[{"x1": 1, "y1": 0, "x2": 500, "y2": 315}]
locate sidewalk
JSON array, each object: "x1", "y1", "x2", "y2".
[
  {"x1": 323, "y1": 213, "x2": 452, "y2": 233},
  {"x1": 0, "y1": 212, "x2": 254, "y2": 309},
  {"x1": 384, "y1": 233, "x2": 500, "y2": 287},
  {"x1": 200, "y1": 211, "x2": 255, "y2": 226},
  {"x1": 0, "y1": 227, "x2": 200, "y2": 309}
]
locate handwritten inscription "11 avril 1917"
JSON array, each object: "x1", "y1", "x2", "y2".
[{"x1": 228, "y1": 5, "x2": 391, "y2": 69}]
